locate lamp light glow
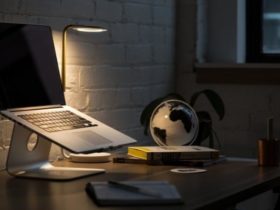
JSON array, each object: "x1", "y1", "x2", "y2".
[
  {"x1": 73, "y1": 27, "x2": 107, "y2": 33},
  {"x1": 62, "y1": 24, "x2": 107, "y2": 91}
]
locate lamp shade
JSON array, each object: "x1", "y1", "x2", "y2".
[{"x1": 61, "y1": 24, "x2": 107, "y2": 91}]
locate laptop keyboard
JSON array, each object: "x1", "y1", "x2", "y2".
[{"x1": 18, "y1": 110, "x2": 97, "y2": 132}]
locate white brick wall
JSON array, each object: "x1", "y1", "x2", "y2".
[
  {"x1": 0, "y1": 0, "x2": 175, "y2": 167},
  {"x1": 124, "y1": 3, "x2": 152, "y2": 24},
  {"x1": 111, "y1": 23, "x2": 139, "y2": 43},
  {"x1": 96, "y1": 0, "x2": 122, "y2": 22}
]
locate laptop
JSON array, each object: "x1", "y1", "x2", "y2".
[{"x1": 0, "y1": 22, "x2": 137, "y2": 154}]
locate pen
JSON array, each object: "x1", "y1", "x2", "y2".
[
  {"x1": 108, "y1": 180, "x2": 162, "y2": 198},
  {"x1": 267, "y1": 117, "x2": 274, "y2": 140}
]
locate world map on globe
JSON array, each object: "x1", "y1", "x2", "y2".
[{"x1": 149, "y1": 100, "x2": 199, "y2": 146}]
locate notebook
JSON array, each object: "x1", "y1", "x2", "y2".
[
  {"x1": 0, "y1": 22, "x2": 136, "y2": 153},
  {"x1": 85, "y1": 181, "x2": 183, "y2": 206}
]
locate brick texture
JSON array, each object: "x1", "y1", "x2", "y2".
[{"x1": 0, "y1": 0, "x2": 175, "y2": 166}]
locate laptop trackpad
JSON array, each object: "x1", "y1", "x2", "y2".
[{"x1": 73, "y1": 131, "x2": 112, "y2": 146}]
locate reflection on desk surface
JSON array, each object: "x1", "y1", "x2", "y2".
[{"x1": 0, "y1": 159, "x2": 279, "y2": 210}]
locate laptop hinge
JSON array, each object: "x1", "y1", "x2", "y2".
[{"x1": 8, "y1": 105, "x2": 63, "y2": 112}]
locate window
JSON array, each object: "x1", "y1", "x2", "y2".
[
  {"x1": 246, "y1": 0, "x2": 280, "y2": 62},
  {"x1": 195, "y1": 0, "x2": 280, "y2": 84}
]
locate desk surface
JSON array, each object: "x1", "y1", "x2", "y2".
[{"x1": 1, "y1": 158, "x2": 280, "y2": 210}]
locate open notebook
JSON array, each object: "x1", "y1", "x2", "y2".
[{"x1": 86, "y1": 181, "x2": 183, "y2": 206}]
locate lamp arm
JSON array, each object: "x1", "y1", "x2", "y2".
[{"x1": 62, "y1": 26, "x2": 71, "y2": 92}]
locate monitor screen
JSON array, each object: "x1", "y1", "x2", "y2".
[{"x1": 0, "y1": 22, "x2": 65, "y2": 110}]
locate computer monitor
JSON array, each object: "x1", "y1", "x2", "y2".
[{"x1": 0, "y1": 22, "x2": 65, "y2": 109}]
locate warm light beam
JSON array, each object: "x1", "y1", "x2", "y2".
[{"x1": 62, "y1": 25, "x2": 107, "y2": 91}]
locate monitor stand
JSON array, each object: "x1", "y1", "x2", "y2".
[{"x1": 6, "y1": 123, "x2": 105, "y2": 180}]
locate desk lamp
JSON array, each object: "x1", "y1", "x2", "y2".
[
  {"x1": 61, "y1": 25, "x2": 110, "y2": 163},
  {"x1": 61, "y1": 24, "x2": 107, "y2": 91}
]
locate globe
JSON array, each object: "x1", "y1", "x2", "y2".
[{"x1": 149, "y1": 99, "x2": 199, "y2": 146}]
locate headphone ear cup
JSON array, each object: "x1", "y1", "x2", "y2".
[{"x1": 193, "y1": 111, "x2": 212, "y2": 145}]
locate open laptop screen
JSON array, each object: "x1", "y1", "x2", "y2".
[{"x1": 0, "y1": 22, "x2": 65, "y2": 110}]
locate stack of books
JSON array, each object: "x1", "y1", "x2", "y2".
[{"x1": 113, "y1": 145, "x2": 223, "y2": 167}]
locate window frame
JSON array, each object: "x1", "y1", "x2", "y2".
[
  {"x1": 195, "y1": 0, "x2": 280, "y2": 84},
  {"x1": 246, "y1": 0, "x2": 280, "y2": 62}
]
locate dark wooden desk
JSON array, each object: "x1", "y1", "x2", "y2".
[{"x1": 1, "y1": 158, "x2": 280, "y2": 210}]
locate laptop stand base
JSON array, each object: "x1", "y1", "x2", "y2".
[{"x1": 6, "y1": 123, "x2": 105, "y2": 180}]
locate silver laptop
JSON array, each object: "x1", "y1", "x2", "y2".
[{"x1": 0, "y1": 23, "x2": 136, "y2": 154}]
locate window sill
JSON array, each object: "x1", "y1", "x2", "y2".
[{"x1": 195, "y1": 63, "x2": 280, "y2": 84}]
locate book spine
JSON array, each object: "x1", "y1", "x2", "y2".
[
  {"x1": 148, "y1": 152, "x2": 219, "y2": 161},
  {"x1": 128, "y1": 148, "x2": 148, "y2": 160}
]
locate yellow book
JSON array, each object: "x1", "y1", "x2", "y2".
[{"x1": 128, "y1": 146, "x2": 219, "y2": 161}]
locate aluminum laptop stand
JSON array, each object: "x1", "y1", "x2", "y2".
[{"x1": 6, "y1": 123, "x2": 105, "y2": 180}]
